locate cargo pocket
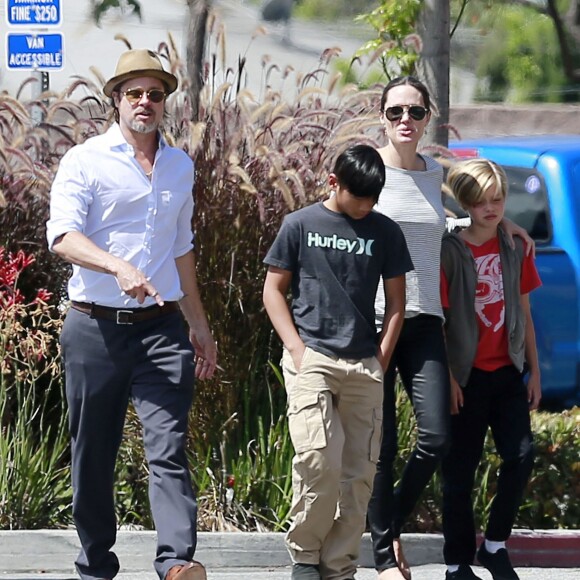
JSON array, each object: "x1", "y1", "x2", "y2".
[
  {"x1": 369, "y1": 407, "x2": 383, "y2": 463},
  {"x1": 287, "y1": 390, "x2": 327, "y2": 454}
]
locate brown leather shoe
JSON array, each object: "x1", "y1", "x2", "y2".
[{"x1": 166, "y1": 561, "x2": 207, "y2": 580}]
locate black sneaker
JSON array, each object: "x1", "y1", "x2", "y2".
[
  {"x1": 477, "y1": 544, "x2": 519, "y2": 580},
  {"x1": 445, "y1": 564, "x2": 484, "y2": 579},
  {"x1": 291, "y1": 563, "x2": 321, "y2": 580}
]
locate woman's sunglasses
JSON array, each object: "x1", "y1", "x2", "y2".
[
  {"x1": 384, "y1": 105, "x2": 429, "y2": 122},
  {"x1": 122, "y1": 88, "x2": 167, "y2": 104}
]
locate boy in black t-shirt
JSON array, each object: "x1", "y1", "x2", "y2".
[{"x1": 263, "y1": 145, "x2": 413, "y2": 580}]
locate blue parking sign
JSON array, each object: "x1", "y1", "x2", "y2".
[
  {"x1": 7, "y1": 0, "x2": 61, "y2": 26},
  {"x1": 7, "y1": 33, "x2": 63, "y2": 70}
]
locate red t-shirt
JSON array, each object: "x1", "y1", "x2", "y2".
[{"x1": 441, "y1": 235, "x2": 542, "y2": 371}]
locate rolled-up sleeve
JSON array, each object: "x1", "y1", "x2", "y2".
[
  {"x1": 173, "y1": 161, "x2": 195, "y2": 258},
  {"x1": 46, "y1": 148, "x2": 92, "y2": 251}
]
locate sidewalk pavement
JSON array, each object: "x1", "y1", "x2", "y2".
[
  {"x1": 2, "y1": 567, "x2": 580, "y2": 580},
  {"x1": 1, "y1": 529, "x2": 579, "y2": 579}
]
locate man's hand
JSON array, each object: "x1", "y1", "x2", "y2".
[
  {"x1": 52, "y1": 232, "x2": 162, "y2": 304},
  {"x1": 113, "y1": 260, "x2": 163, "y2": 305},
  {"x1": 190, "y1": 329, "x2": 217, "y2": 380}
]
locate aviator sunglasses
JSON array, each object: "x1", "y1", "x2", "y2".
[
  {"x1": 122, "y1": 87, "x2": 167, "y2": 104},
  {"x1": 384, "y1": 105, "x2": 429, "y2": 122}
]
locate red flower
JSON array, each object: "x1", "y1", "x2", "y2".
[
  {"x1": 0, "y1": 247, "x2": 47, "y2": 306},
  {"x1": 35, "y1": 288, "x2": 53, "y2": 304}
]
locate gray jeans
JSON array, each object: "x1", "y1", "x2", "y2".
[{"x1": 61, "y1": 307, "x2": 196, "y2": 580}]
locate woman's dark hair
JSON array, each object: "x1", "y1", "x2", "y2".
[
  {"x1": 333, "y1": 144, "x2": 385, "y2": 202},
  {"x1": 380, "y1": 76, "x2": 431, "y2": 112}
]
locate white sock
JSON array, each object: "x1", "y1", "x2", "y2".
[
  {"x1": 485, "y1": 539, "x2": 506, "y2": 554},
  {"x1": 447, "y1": 565, "x2": 460, "y2": 573}
]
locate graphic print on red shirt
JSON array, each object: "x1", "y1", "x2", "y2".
[
  {"x1": 468, "y1": 236, "x2": 511, "y2": 370},
  {"x1": 440, "y1": 235, "x2": 542, "y2": 372}
]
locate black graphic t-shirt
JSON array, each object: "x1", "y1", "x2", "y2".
[{"x1": 264, "y1": 202, "x2": 413, "y2": 358}]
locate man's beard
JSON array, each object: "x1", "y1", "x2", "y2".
[{"x1": 129, "y1": 117, "x2": 158, "y2": 134}]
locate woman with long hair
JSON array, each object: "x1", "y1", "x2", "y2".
[{"x1": 368, "y1": 76, "x2": 530, "y2": 580}]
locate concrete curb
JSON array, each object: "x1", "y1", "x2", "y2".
[
  {"x1": 0, "y1": 530, "x2": 578, "y2": 574},
  {"x1": 503, "y1": 530, "x2": 580, "y2": 567}
]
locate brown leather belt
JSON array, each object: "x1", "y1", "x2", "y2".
[{"x1": 71, "y1": 301, "x2": 180, "y2": 325}]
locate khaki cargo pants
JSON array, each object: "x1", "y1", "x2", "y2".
[{"x1": 282, "y1": 346, "x2": 384, "y2": 580}]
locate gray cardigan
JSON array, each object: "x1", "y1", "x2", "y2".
[{"x1": 441, "y1": 228, "x2": 526, "y2": 386}]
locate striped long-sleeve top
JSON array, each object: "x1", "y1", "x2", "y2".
[{"x1": 374, "y1": 155, "x2": 446, "y2": 326}]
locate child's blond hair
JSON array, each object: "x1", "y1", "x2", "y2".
[{"x1": 447, "y1": 158, "x2": 508, "y2": 209}]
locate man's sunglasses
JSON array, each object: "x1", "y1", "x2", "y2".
[
  {"x1": 384, "y1": 105, "x2": 429, "y2": 122},
  {"x1": 122, "y1": 88, "x2": 167, "y2": 104}
]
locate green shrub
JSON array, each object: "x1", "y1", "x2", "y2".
[
  {"x1": 521, "y1": 407, "x2": 580, "y2": 528},
  {"x1": 194, "y1": 410, "x2": 294, "y2": 532},
  {"x1": 114, "y1": 383, "x2": 293, "y2": 532},
  {"x1": 395, "y1": 385, "x2": 580, "y2": 533},
  {"x1": 0, "y1": 248, "x2": 71, "y2": 529}
]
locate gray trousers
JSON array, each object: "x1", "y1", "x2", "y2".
[{"x1": 61, "y1": 308, "x2": 197, "y2": 580}]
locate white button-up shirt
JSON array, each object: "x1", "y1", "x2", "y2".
[{"x1": 47, "y1": 124, "x2": 195, "y2": 308}]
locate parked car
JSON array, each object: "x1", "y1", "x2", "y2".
[{"x1": 448, "y1": 135, "x2": 580, "y2": 407}]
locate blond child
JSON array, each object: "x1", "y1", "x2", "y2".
[{"x1": 440, "y1": 159, "x2": 542, "y2": 580}]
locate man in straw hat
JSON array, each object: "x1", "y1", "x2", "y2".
[{"x1": 47, "y1": 48, "x2": 216, "y2": 580}]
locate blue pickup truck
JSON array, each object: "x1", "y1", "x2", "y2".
[{"x1": 448, "y1": 135, "x2": 580, "y2": 407}]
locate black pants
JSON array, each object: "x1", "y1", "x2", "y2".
[
  {"x1": 368, "y1": 315, "x2": 451, "y2": 570},
  {"x1": 61, "y1": 308, "x2": 197, "y2": 580},
  {"x1": 442, "y1": 365, "x2": 534, "y2": 565}
]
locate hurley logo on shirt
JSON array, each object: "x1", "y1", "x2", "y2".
[{"x1": 307, "y1": 232, "x2": 374, "y2": 256}]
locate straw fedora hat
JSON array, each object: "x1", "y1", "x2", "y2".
[{"x1": 103, "y1": 49, "x2": 178, "y2": 97}]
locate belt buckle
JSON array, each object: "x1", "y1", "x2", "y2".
[{"x1": 116, "y1": 309, "x2": 134, "y2": 325}]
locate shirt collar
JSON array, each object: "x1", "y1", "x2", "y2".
[{"x1": 105, "y1": 123, "x2": 167, "y2": 152}]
